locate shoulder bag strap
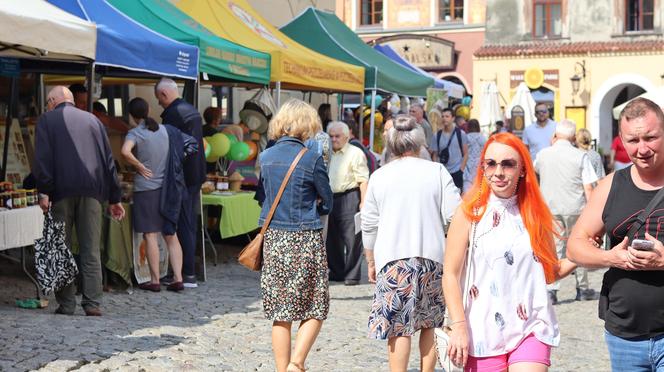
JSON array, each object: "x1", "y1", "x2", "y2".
[
  {"x1": 455, "y1": 127, "x2": 463, "y2": 153},
  {"x1": 626, "y1": 186, "x2": 664, "y2": 242},
  {"x1": 462, "y1": 215, "x2": 478, "y2": 309},
  {"x1": 259, "y1": 147, "x2": 308, "y2": 235}
]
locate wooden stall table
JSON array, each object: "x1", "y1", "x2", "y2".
[{"x1": 0, "y1": 206, "x2": 45, "y2": 298}]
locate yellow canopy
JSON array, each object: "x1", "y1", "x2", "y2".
[{"x1": 172, "y1": 0, "x2": 365, "y2": 93}]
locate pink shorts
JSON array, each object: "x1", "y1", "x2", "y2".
[{"x1": 465, "y1": 334, "x2": 551, "y2": 372}]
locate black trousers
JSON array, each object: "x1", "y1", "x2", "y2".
[{"x1": 326, "y1": 189, "x2": 363, "y2": 281}]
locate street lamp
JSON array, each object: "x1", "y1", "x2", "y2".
[{"x1": 570, "y1": 60, "x2": 586, "y2": 95}]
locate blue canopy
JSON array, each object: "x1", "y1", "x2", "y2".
[
  {"x1": 48, "y1": 0, "x2": 199, "y2": 80},
  {"x1": 373, "y1": 44, "x2": 465, "y2": 98}
]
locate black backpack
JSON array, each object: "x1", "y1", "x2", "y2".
[{"x1": 436, "y1": 127, "x2": 462, "y2": 165}]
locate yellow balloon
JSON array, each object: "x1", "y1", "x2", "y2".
[{"x1": 455, "y1": 106, "x2": 470, "y2": 120}]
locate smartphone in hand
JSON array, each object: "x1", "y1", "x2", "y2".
[{"x1": 632, "y1": 239, "x2": 655, "y2": 251}]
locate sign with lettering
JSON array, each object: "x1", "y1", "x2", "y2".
[{"x1": 374, "y1": 34, "x2": 455, "y2": 70}]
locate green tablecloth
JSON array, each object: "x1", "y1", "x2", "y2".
[
  {"x1": 202, "y1": 192, "x2": 261, "y2": 238},
  {"x1": 104, "y1": 203, "x2": 133, "y2": 285}
]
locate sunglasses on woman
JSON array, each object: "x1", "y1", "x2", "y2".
[{"x1": 483, "y1": 159, "x2": 519, "y2": 173}]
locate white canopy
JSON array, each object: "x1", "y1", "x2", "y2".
[
  {"x1": 479, "y1": 81, "x2": 503, "y2": 129},
  {"x1": 0, "y1": 0, "x2": 96, "y2": 61},
  {"x1": 613, "y1": 86, "x2": 664, "y2": 119},
  {"x1": 506, "y1": 82, "x2": 536, "y2": 124}
]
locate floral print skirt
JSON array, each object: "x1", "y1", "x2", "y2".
[
  {"x1": 368, "y1": 257, "x2": 445, "y2": 339},
  {"x1": 261, "y1": 228, "x2": 329, "y2": 321}
]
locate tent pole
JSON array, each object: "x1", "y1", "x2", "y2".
[
  {"x1": 339, "y1": 94, "x2": 344, "y2": 121},
  {"x1": 86, "y1": 62, "x2": 95, "y2": 112},
  {"x1": 358, "y1": 92, "x2": 365, "y2": 144},
  {"x1": 38, "y1": 74, "x2": 45, "y2": 116},
  {"x1": 369, "y1": 89, "x2": 377, "y2": 152},
  {"x1": 1, "y1": 77, "x2": 17, "y2": 181},
  {"x1": 275, "y1": 81, "x2": 282, "y2": 107}
]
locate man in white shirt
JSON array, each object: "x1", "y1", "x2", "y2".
[
  {"x1": 327, "y1": 121, "x2": 370, "y2": 286},
  {"x1": 535, "y1": 120, "x2": 599, "y2": 304},
  {"x1": 523, "y1": 102, "x2": 557, "y2": 161}
]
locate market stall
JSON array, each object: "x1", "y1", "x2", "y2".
[
  {"x1": 0, "y1": 0, "x2": 97, "y2": 298},
  {"x1": 109, "y1": 0, "x2": 271, "y2": 86},
  {"x1": 48, "y1": 0, "x2": 199, "y2": 80},
  {"x1": 172, "y1": 0, "x2": 365, "y2": 98},
  {"x1": 281, "y1": 8, "x2": 435, "y2": 149}
]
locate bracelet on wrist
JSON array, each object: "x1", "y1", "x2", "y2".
[{"x1": 449, "y1": 320, "x2": 466, "y2": 327}]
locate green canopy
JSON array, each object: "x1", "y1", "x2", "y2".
[
  {"x1": 109, "y1": 0, "x2": 270, "y2": 85},
  {"x1": 281, "y1": 8, "x2": 433, "y2": 97}
]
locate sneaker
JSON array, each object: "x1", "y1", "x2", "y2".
[
  {"x1": 548, "y1": 290, "x2": 558, "y2": 305},
  {"x1": 83, "y1": 306, "x2": 102, "y2": 316},
  {"x1": 576, "y1": 288, "x2": 598, "y2": 301},
  {"x1": 183, "y1": 275, "x2": 198, "y2": 288}
]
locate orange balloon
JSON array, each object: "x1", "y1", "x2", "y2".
[{"x1": 245, "y1": 140, "x2": 258, "y2": 161}]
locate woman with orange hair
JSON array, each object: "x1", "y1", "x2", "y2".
[{"x1": 442, "y1": 133, "x2": 577, "y2": 371}]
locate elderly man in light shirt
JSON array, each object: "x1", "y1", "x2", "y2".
[
  {"x1": 535, "y1": 119, "x2": 598, "y2": 305},
  {"x1": 327, "y1": 121, "x2": 370, "y2": 286}
]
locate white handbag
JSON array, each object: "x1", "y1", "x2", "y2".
[{"x1": 435, "y1": 219, "x2": 477, "y2": 372}]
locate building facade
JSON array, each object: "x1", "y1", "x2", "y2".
[
  {"x1": 474, "y1": 0, "x2": 664, "y2": 151},
  {"x1": 335, "y1": 0, "x2": 486, "y2": 94}
]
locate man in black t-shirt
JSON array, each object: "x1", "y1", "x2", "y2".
[{"x1": 568, "y1": 98, "x2": 664, "y2": 370}]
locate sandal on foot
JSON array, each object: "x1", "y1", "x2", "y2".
[{"x1": 287, "y1": 362, "x2": 306, "y2": 372}]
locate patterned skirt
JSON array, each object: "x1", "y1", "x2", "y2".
[
  {"x1": 368, "y1": 257, "x2": 445, "y2": 339},
  {"x1": 261, "y1": 228, "x2": 329, "y2": 321}
]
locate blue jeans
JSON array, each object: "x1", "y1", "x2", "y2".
[{"x1": 605, "y1": 330, "x2": 664, "y2": 371}]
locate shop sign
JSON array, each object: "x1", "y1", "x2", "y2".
[
  {"x1": 510, "y1": 69, "x2": 559, "y2": 89},
  {"x1": 374, "y1": 34, "x2": 455, "y2": 70},
  {"x1": 0, "y1": 58, "x2": 19, "y2": 77}
]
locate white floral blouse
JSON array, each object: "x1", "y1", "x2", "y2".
[{"x1": 465, "y1": 194, "x2": 560, "y2": 357}]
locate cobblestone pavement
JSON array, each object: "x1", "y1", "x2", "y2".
[{"x1": 0, "y1": 246, "x2": 609, "y2": 371}]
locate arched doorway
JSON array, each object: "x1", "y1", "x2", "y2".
[
  {"x1": 591, "y1": 74, "x2": 654, "y2": 151},
  {"x1": 438, "y1": 73, "x2": 470, "y2": 95}
]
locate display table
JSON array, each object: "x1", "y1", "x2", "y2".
[
  {"x1": 202, "y1": 191, "x2": 261, "y2": 238},
  {"x1": 0, "y1": 206, "x2": 45, "y2": 299},
  {"x1": 101, "y1": 203, "x2": 168, "y2": 286},
  {"x1": 0, "y1": 206, "x2": 44, "y2": 251}
]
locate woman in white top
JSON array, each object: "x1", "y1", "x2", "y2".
[
  {"x1": 362, "y1": 115, "x2": 461, "y2": 372},
  {"x1": 442, "y1": 132, "x2": 577, "y2": 371}
]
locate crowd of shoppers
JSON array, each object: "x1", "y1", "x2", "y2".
[{"x1": 31, "y1": 81, "x2": 664, "y2": 371}]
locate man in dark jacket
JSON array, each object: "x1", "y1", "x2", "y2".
[
  {"x1": 155, "y1": 78, "x2": 206, "y2": 288},
  {"x1": 34, "y1": 86, "x2": 125, "y2": 316}
]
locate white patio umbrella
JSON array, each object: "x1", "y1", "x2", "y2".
[
  {"x1": 612, "y1": 86, "x2": 664, "y2": 119},
  {"x1": 506, "y1": 82, "x2": 536, "y2": 125},
  {"x1": 478, "y1": 81, "x2": 503, "y2": 131}
]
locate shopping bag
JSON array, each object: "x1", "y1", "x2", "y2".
[
  {"x1": 33, "y1": 210, "x2": 78, "y2": 295},
  {"x1": 435, "y1": 326, "x2": 463, "y2": 372}
]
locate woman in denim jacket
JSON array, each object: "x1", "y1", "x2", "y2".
[{"x1": 256, "y1": 99, "x2": 333, "y2": 372}]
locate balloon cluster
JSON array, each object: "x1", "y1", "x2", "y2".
[
  {"x1": 203, "y1": 133, "x2": 258, "y2": 163},
  {"x1": 455, "y1": 96, "x2": 473, "y2": 120}
]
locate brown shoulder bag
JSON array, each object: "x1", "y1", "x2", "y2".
[{"x1": 238, "y1": 147, "x2": 308, "y2": 271}]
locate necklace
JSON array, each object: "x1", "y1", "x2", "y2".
[{"x1": 473, "y1": 196, "x2": 516, "y2": 244}]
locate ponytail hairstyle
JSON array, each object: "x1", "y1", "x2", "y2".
[
  {"x1": 460, "y1": 132, "x2": 559, "y2": 284},
  {"x1": 128, "y1": 97, "x2": 159, "y2": 132}
]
